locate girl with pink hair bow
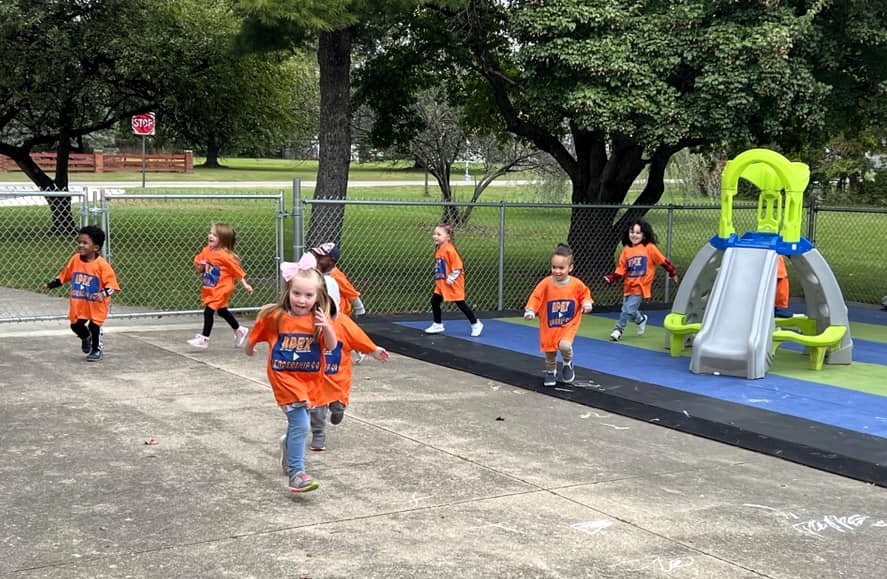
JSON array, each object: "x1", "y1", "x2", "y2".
[{"x1": 245, "y1": 253, "x2": 337, "y2": 494}]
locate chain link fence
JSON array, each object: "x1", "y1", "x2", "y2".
[
  {"x1": 805, "y1": 204, "x2": 887, "y2": 305},
  {"x1": 299, "y1": 196, "x2": 881, "y2": 315},
  {"x1": 0, "y1": 189, "x2": 284, "y2": 322},
  {"x1": 0, "y1": 188, "x2": 90, "y2": 321},
  {"x1": 1, "y1": 185, "x2": 884, "y2": 323}
]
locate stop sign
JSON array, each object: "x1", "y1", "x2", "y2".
[{"x1": 131, "y1": 112, "x2": 156, "y2": 136}]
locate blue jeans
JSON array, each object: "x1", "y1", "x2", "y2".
[
  {"x1": 285, "y1": 404, "x2": 310, "y2": 473},
  {"x1": 615, "y1": 294, "x2": 644, "y2": 331}
]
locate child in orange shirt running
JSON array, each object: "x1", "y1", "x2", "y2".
[
  {"x1": 312, "y1": 241, "x2": 369, "y2": 364},
  {"x1": 604, "y1": 219, "x2": 678, "y2": 341},
  {"x1": 42, "y1": 225, "x2": 120, "y2": 362},
  {"x1": 774, "y1": 255, "x2": 793, "y2": 318},
  {"x1": 246, "y1": 253, "x2": 337, "y2": 494},
  {"x1": 188, "y1": 223, "x2": 254, "y2": 349},
  {"x1": 311, "y1": 242, "x2": 366, "y2": 318},
  {"x1": 524, "y1": 243, "x2": 594, "y2": 386},
  {"x1": 424, "y1": 224, "x2": 483, "y2": 337},
  {"x1": 308, "y1": 315, "x2": 390, "y2": 451}
]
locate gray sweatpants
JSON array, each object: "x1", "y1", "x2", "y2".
[{"x1": 310, "y1": 405, "x2": 328, "y2": 447}]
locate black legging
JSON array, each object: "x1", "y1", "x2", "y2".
[
  {"x1": 430, "y1": 292, "x2": 477, "y2": 324},
  {"x1": 202, "y1": 306, "x2": 240, "y2": 337},
  {"x1": 71, "y1": 319, "x2": 101, "y2": 352}
]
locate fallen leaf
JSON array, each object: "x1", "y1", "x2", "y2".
[
  {"x1": 144, "y1": 438, "x2": 160, "y2": 446},
  {"x1": 495, "y1": 416, "x2": 505, "y2": 421}
]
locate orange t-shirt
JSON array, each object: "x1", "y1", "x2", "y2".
[
  {"x1": 614, "y1": 243, "x2": 669, "y2": 298},
  {"x1": 433, "y1": 242, "x2": 466, "y2": 301},
  {"x1": 57, "y1": 254, "x2": 120, "y2": 325},
  {"x1": 330, "y1": 267, "x2": 361, "y2": 317},
  {"x1": 525, "y1": 276, "x2": 593, "y2": 352},
  {"x1": 248, "y1": 310, "x2": 325, "y2": 406},
  {"x1": 775, "y1": 255, "x2": 790, "y2": 309},
  {"x1": 193, "y1": 246, "x2": 246, "y2": 309},
  {"x1": 312, "y1": 315, "x2": 378, "y2": 407}
]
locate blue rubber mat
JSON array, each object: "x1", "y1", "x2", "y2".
[
  {"x1": 591, "y1": 310, "x2": 887, "y2": 366},
  {"x1": 594, "y1": 302, "x2": 887, "y2": 329},
  {"x1": 396, "y1": 319, "x2": 887, "y2": 439}
]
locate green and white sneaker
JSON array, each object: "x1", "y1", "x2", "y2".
[{"x1": 288, "y1": 471, "x2": 318, "y2": 494}]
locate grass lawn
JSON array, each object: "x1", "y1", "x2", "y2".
[
  {"x1": 2, "y1": 163, "x2": 884, "y2": 316},
  {"x1": 0, "y1": 158, "x2": 513, "y2": 184}
]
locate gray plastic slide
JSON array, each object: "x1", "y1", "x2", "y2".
[{"x1": 690, "y1": 247, "x2": 778, "y2": 379}]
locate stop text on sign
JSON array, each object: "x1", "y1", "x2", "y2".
[{"x1": 131, "y1": 113, "x2": 156, "y2": 136}]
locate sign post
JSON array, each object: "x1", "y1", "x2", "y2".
[{"x1": 131, "y1": 113, "x2": 156, "y2": 188}]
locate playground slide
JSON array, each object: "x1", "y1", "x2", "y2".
[{"x1": 690, "y1": 247, "x2": 778, "y2": 379}]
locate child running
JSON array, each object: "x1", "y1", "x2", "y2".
[
  {"x1": 312, "y1": 242, "x2": 368, "y2": 364},
  {"x1": 42, "y1": 225, "x2": 120, "y2": 362},
  {"x1": 188, "y1": 223, "x2": 254, "y2": 349},
  {"x1": 245, "y1": 253, "x2": 337, "y2": 494},
  {"x1": 603, "y1": 219, "x2": 678, "y2": 341},
  {"x1": 524, "y1": 243, "x2": 594, "y2": 386},
  {"x1": 311, "y1": 242, "x2": 366, "y2": 318},
  {"x1": 774, "y1": 255, "x2": 793, "y2": 318},
  {"x1": 424, "y1": 223, "x2": 483, "y2": 337},
  {"x1": 309, "y1": 314, "x2": 390, "y2": 451}
]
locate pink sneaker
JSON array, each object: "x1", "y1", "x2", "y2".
[
  {"x1": 234, "y1": 326, "x2": 249, "y2": 347},
  {"x1": 187, "y1": 334, "x2": 209, "y2": 349}
]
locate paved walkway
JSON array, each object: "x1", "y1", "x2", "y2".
[{"x1": 2, "y1": 312, "x2": 887, "y2": 578}]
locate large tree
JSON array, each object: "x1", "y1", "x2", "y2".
[
  {"x1": 235, "y1": 0, "x2": 422, "y2": 249},
  {"x1": 162, "y1": 48, "x2": 318, "y2": 167},
  {"x1": 384, "y1": 87, "x2": 537, "y2": 224},
  {"x1": 357, "y1": 0, "x2": 887, "y2": 274},
  {"x1": 0, "y1": 0, "x2": 234, "y2": 233}
]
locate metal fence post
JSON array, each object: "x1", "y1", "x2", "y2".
[
  {"x1": 806, "y1": 196, "x2": 817, "y2": 243},
  {"x1": 277, "y1": 192, "x2": 286, "y2": 296},
  {"x1": 664, "y1": 204, "x2": 674, "y2": 303},
  {"x1": 497, "y1": 201, "x2": 505, "y2": 311},
  {"x1": 292, "y1": 177, "x2": 303, "y2": 261},
  {"x1": 100, "y1": 189, "x2": 112, "y2": 262}
]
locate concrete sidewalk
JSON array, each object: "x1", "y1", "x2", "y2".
[{"x1": 2, "y1": 318, "x2": 886, "y2": 578}]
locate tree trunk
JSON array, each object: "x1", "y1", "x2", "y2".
[
  {"x1": 565, "y1": 141, "x2": 651, "y2": 280},
  {"x1": 429, "y1": 161, "x2": 462, "y2": 225},
  {"x1": 46, "y1": 196, "x2": 77, "y2": 236},
  {"x1": 201, "y1": 137, "x2": 222, "y2": 168},
  {"x1": 1, "y1": 145, "x2": 76, "y2": 236},
  {"x1": 55, "y1": 137, "x2": 71, "y2": 191},
  {"x1": 306, "y1": 28, "x2": 353, "y2": 250},
  {"x1": 48, "y1": 137, "x2": 77, "y2": 236},
  {"x1": 566, "y1": 203, "x2": 622, "y2": 282}
]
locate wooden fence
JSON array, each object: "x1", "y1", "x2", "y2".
[{"x1": 0, "y1": 150, "x2": 194, "y2": 173}]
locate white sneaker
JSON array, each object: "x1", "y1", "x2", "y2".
[
  {"x1": 636, "y1": 314, "x2": 648, "y2": 335},
  {"x1": 470, "y1": 321, "x2": 484, "y2": 337},
  {"x1": 234, "y1": 326, "x2": 249, "y2": 347},
  {"x1": 187, "y1": 334, "x2": 209, "y2": 348},
  {"x1": 424, "y1": 322, "x2": 445, "y2": 334},
  {"x1": 609, "y1": 329, "x2": 622, "y2": 341}
]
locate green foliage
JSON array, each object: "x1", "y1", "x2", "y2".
[
  {"x1": 0, "y1": 0, "x2": 267, "y2": 187},
  {"x1": 160, "y1": 47, "x2": 319, "y2": 159},
  {"x1": 508, "y1": 0, "x2": 834, "y2": 150},
  {"x1": 234, "y1": 0, "x2": 425, "y2": 51},
  {"x1": 353, "y1": 0, "x2": 887, "y2": 276},
  {"x1": 863, "y1": 170, "x2": 887, "y2": 206}
]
